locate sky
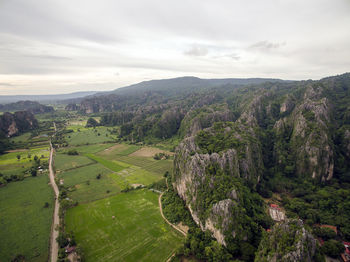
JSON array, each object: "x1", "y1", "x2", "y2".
[{"x1": 0, "y1": 0, "x2": 349, "y2": 95}]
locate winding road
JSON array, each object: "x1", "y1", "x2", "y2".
[
  {"x1": 158, "y1": 178, "x2": 187, "y2": 262},
  {"x1": 49, "y1": 124, "x2": 59, "y2": 262}
]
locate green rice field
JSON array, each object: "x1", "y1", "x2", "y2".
[
  {"x1": 65, "y1": 190, "x2": 184, "y2": 262},
  {"x1": 0, "y1": 175, "x2": 54, "y2": 262}
]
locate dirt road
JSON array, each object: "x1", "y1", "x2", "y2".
[
  {"x1": 49, "y1": 140, "x2": 60, "y2": 262},
  {"x1": 158, "y1": 178, "x2": 187, "y2": 262},
  {"x1": 158, "y1": 192, "x2": 187, "y2": 237}
]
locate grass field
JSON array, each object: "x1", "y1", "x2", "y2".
[
  {"x1": 66, "y1": 127, "x2": 116, "y2": 146},
  {"x1": 55, "y1": 153, "x2": 94, "y2": 171},
  {"x1": 100, "y1": 144, "x2": 140, "y2": 156},
  {"x1": 0, "y1": 147, "x2": 50, "y2": 166},
  {"x1": 65, "y1": 190, "x2": 184, "y2": 262},
  {"x1": 0, "y1": 175, "x2": 54, "y2": 262},
  {"x1": 72, "y1": 144, "x2": 113, "y2": 154},
  {"x1": 0, "y1": 147, "x2": 51, "y2": 178},
  {"x1": 110, "y1": 166, "x2": 163, "y2": 189},
  {"x1": 85, "y1": 154, "x2": 126, "y2": 172},
  {"x1": 58, "y1": 163, "x2": 121, "y2": 203}
]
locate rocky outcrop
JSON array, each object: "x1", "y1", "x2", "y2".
[
  {"x1": 173, "y1": 94, "x2": 267, "y2": 246},
  {"x1": 0, "y1": 111, "x2": 38, "y2": 137},
  {"x1": 65, "y1": 103, "x2": 79, "y2": 111},
  {"x1": 255, "y1": 219, "x2": 321, "y2": 262},
  {"x1": 273, "y1": 84, "x2": 334, "y2": 181},
  {"x1": 343, "y1": 129, "x2": 350, "y2": 159},
  {"x1": 0, "y1": 100, "x2": 54, "y2": 114}
]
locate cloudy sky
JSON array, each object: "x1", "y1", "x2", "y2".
[{"x1": 0, "y1": 0, "x2": 349, "y2": 95}]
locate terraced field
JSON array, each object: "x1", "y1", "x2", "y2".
[{"x1": 65, "y1": 190, "x2": 184, "y2": 262}]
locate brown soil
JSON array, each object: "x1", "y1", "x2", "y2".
[
  {"x1": 176, "y1": 222, "x2": 189, "y2": 234},
  {"x1": 5, "y1": 149, "x2": 28, "y2": 153},
  {"x1": 130, "y1": 147, "x2": 174, "y2": 157}
]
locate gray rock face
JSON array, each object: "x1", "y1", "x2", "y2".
[
  {"x1": 273, "y1": 85, "x2": 334, "y2": 181},
  {"x1": 291, "y1": 88, "x2": 334, "y2": 181},
  {"x1": 0, "y1": 111, "x2": 38, "y2": 137},
  {"x1": 343, "y1": 129, "x2": 350, "y2": 159},
  {"x1": 255, "y1": 219, "x2": 319, "y2": 262},
  {"x1": 173, "y1": 94, "x2": 266, "y2": 246}
]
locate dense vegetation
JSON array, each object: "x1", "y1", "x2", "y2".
[{"x1": 2, "y1": 73, "x2": 350, "y2": 261}]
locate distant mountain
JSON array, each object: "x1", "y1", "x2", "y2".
[
  {"x1": 73, "y1": 76, "x2": 288, "y2": 113},
  {"x1": 0, "y1": 101, "x2": 54, "y2": 114},
  {"x1": 0, "y1": 91, "x2": 97, "y2": 104},
  {"x1": 107, "y1": 76, "x2": 287, "y2": 96}
]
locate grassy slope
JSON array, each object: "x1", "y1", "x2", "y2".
[
  {"x1": 0, "y1": 175, "x2": 54, "y2": 262},
  {"x1": 65, "y1": 189, "x2": 183, "y2": 262}
]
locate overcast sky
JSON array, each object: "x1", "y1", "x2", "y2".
[{"x1": 0, "y1": 0, "x2": 349, "y2": 95}]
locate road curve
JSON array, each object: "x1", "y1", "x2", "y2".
[
  {"x1": 49, "y1": 141, "x2": 60, "y2": 262},
  {"x1": 158, "y1": 178, "x2": 187, "y2": 262},
  {"x1": 158, "y1": 192, "x2": 187, "y2": 237}
]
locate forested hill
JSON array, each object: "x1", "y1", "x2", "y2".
[
  {"x1": 0, "y1": 101, "x2": 54, "y2": 114},
  {"x1": 67, "y1": 72, "x2": 350, "y2": 261},
  {"x1": 67, "y1": 76, "x2": 287, "y2": 113}
]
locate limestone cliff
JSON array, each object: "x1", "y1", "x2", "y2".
[
  {"x1": 255, "y1": 219, "x2": 322, "y2": 262},
  {"x1": 173, "y1": 94, "x2": 268, "y2": 247},
  {"x1": 0, "y1": 111, "x2": 38, "y2": 137}
]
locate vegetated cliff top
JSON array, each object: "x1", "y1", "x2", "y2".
[{"x1": 0, "y1": 100, "x2": 54, "y2": 114}]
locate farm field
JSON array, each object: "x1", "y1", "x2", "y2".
[
  {"x1": 70, "y1": 143, "x2": 113, "y2": 154},
  {"x1": 85, "y1": 153, "x2": 126, "y2": 172},
  {"x1": 65, "y1": 126, "x2": 117, "y2": 146},
  {"x1": 58, "y1": 163, "x2": 120, "y2": 203},
  {"x1": 110, "y1": 166, "x2": 163, "y2": 189},
  {"x1": 98, "y1": 145, "x2": 173, "y2": 175},
  {"x1": 55, "y1": 153, "x2": 94, "y2": 171},
  {"x1": 0, "y1": 147, "x2": 50, "y2": 178},
  {"x1": 0, "y1": 174, "x2": 54, "y2": 262},
  {"x1": 65, "y1": 189, "x2": 184, "y2": 262},
  {"x1": 99, "y1": 143, "x2": 140, "y2": 156}
]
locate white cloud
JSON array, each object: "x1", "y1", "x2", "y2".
[{"x1": 0, "y1": 0, "x2": 349, "y2": 94}]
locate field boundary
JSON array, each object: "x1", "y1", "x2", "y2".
[{"x1": 57, "y1": 160, "x2": 97, "y2": 172}]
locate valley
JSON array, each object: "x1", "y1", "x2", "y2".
[{"x1": 0, "y1": 73, "x2": 350, "y2": 261}]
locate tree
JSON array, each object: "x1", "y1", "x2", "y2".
[
  {"x1": 11, "y1": 254, "x2": 25, "y2": 262},
  {"x1": 44, "y1": 202, "x2": 49, "y2": 208},
  {"x1": 96, "y1": 174, "x2": 102, "y2": 179},
  {"x1": 321, "y1": 240, "x2": 345, "y2": 258},
  {"x1": 30, "y1": 167, "x2": 37, "y2": 177},
  {"x1": 86, "y1": 117, "x2": 99, "y2": 127},
  {"x1": 16, "y1": 154, "x2": 21, "y2": 161},
  {"x1": 67, "y1": 149, "x2": 78, "y2": 155}
]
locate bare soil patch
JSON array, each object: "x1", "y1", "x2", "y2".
[
  {"x1": 5, "y1": 149, "x2": 28, "y2": 153},
  {"x1": 99, "y1": 144, "x2": 126, "y2": 154},
  {"x1": 176, "y1": 222, "x2": 189, "y2": 234},
  {"x1": 130, "y1": 147, "x2": 174, "y2": 157}
]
